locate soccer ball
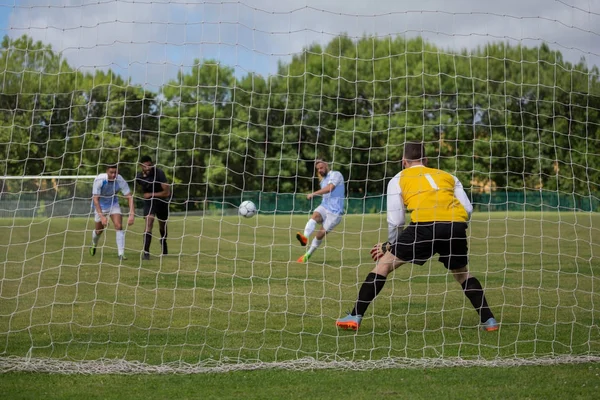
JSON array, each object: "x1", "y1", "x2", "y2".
[{"x1": 238, "y1": 200, "x2": 257, "y2": 218}]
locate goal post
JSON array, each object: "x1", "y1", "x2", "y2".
[
  {"x1": 0, "y1": 176, "x2": 96, "y2": 219},
  {"x1": 1, "y1": 2, "x2": 600, "y2": 373}
]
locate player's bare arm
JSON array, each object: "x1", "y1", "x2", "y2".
[
  {"x1": 143, "y1": 182, "x2": 171, "y2": 199},
  {"x1": 307, "y1": 183, "x2": 335, "y2": 200},
  {"x1": 125, "y1": 193, "x2": 135, "y2": 226}
]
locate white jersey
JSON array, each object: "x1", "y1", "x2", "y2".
[
  {"x1": 319, "y1": 170, "x2": 345, "y2": 215},
  {"x1": 91, "y1": 173, "x2": 131, "y2": 210}
]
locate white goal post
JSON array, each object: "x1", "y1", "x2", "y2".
[
  {"x1": 0, "y1": 1, "x2": 599, "y2": 374},
  {"x1": 0, "y1": 176, "x2": 97, "y2": 219}
]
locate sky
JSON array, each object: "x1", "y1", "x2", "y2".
[{"x1": 0, "y1": 0, "x2": 599, "y2": 90}]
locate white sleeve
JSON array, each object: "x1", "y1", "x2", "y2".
[
  {"x1": 116, "y1": 175, "x2": 131, "y2": 196},
  {"x1": 453, "y1": 176, "x2": 473, "y2": 219},
  {"x1": 328, "y1": 171, "x2": 344, "y2": 187},
  {"x1": 92, "y1": 177, "x2": 102, "y2": 196},
  {"x1": 386, "y1": 173, "x2": 405, "y2": 243}
]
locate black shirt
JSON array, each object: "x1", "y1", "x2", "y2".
[{"x1": 135, "y1": 167, "x2": 168, "y2": 199}]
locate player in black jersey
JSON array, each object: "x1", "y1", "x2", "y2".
[{"x1": 136, "y1": 156, "x2": 171, "y2": 260}]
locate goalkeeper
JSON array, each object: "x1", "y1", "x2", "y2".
[{"x1": 336, "y1": 142, "x2": 498, "y2": 332}]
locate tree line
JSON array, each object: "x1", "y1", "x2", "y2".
[{"x1": 1, "y1": 34, "x2": 598, "y2": 204}]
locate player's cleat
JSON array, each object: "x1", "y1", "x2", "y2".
[
  {"x1": 296, "y1": 232, "x2": 308, "y2": 246},
  {"x1": 336, "y1": 314, "x2": 362, "y2": 331},
  {"x1": 297, "y1": 252, "x2": 311, "y2": 263},
  {"x1": 118, "y1": 254, "x2": 127, "y2": 261},
  {"x1": 89, "y1": 244, "x2": 96, "y2": 256},
  {"x1": 481, "y1": 317, "x2": 499, "y2": 332},
  {"x1": 142, "y1": 252, "x2": 150, "y2": 261}
]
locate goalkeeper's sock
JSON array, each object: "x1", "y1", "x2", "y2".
[
  {"x1": 143, "y1": 232, "x2": 152, "y2": 253},
  {"x1": 303, "y1": 219, "x2": 317, "y2": 238},
  {"x1": 116, "y1": 230, "x2": 125, "y2": 256},
  {"x1": 306, "y1": 238, "x2": 322, "y2": 256},
  {"x1": 351, "y1": 272, "x2": 387, "y2": 316},
  {"x1": 461, "y1": 277, "x2": 494, "y2": 323}
]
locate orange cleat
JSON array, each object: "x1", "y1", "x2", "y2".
[
  {"x1": 296, "y1": 232, "x2": 308, "y2": 246},
  {"x1": 481, "y1": 318, "x2": 499, "y2": 332},
  {"x1": 336, "y1": 314, "x2": 362, "y2": 331},
  {"x1": 297, "y1": 252, "x2": 311, "y2": 263}
]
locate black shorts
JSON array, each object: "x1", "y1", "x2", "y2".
[
  {"x1": 142, "y1": 198, "x2": 169, "y2": 221},
  {"x1": 390, "y1": 222, "x2": 469, "y2": 270}
]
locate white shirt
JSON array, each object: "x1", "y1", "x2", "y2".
[
  {"x1": 320, "y1": 170, "x2": 345, "y2": 215},
  {"x1": 91, "y1": 173, "x2": 131, "y2": 210}
]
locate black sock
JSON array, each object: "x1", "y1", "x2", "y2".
[
  {"x1": 143, "y1": 232, "x2": 152, "y2": 253},
  {"x1": 461, "y1": 277, "x2": 494, "y2": 323},
  {"x1": 351, "y1": 272, "x2": 387, "y2": 317},
  {"x1": 160, "y1": 228, "x2": 168, "y2": 255}
]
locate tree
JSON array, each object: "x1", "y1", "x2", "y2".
[{"x1": 1, "y1": 34, "x2": 598, "y2": 205}]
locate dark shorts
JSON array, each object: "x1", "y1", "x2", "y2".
[
  {"x1": 390, "y1": 222, "x2": 469, "y2": 270},
  {"x1": 143, "y1": 198, "x2": 169, "y2": 221}
]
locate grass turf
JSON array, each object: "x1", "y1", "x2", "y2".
[{"x1": 1, "y1": 212, "x2": 599, "y2": 369}]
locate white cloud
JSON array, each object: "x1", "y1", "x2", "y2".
[{"x1": 4, "y1": 0, "x2": 600, "y2": 88}]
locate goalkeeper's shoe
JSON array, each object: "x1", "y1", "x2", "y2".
[
  {"x1": 336, "y1": 314, "x2": 362, "y2": 331},
  {"x1": 89, "y1": 243, "x2": 96, "y2": 256},
  {"x1": 481, "y1": 317, "x2": 499, "y2": 332},
  {"x1": 118, "y1": 254, "x2": 127, "y2": 262},
  {"x1": 296, "y1": 232, "x2": 308, "y2": 246},
  {"x1": 297, "y1": 252, "x2": 311, "y2": 263}
]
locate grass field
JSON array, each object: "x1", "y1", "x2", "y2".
[{"x1": 1, "y1": 211, "x2": 600, "y2": 397}]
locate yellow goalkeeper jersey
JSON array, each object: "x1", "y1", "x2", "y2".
[{"x1": 399, "y1": 165, "x2": 469, "y2": 223}]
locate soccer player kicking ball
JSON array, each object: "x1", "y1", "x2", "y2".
[
  {"x1": 89, "y1": 163, "x2": 135, "y2": 261},
  {"x1": 336, "y1": 142, "x2": 498, "y2": 332},
  {"x1": 296, "y1": 159, "x2": 345, "y2": 263}
]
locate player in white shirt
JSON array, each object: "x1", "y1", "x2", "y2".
[
  {"x1": 296, "y1": 159, "x2": 345, "y2": 263},
  {"x1": 89, "y1": 164, "x2": 135, "y2": 261}
]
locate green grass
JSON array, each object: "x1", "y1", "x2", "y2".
[
  {"x1": 2, "y1": 363, "x2": 600, "y2": 399},
  {"x1": 1, "y1": 212, "x2": 600, "y2": 397}
]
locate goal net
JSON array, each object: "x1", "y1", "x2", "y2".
[{"x1": 1, "y1": 1, "x2": 599, "y2": 373}]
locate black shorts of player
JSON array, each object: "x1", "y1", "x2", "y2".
[
  {"x1": 390, "y1": 222, "x2": 469, "y2": 270},
  {"x1": 143, "y1": 198, "x2": 169, "y2": 221}
]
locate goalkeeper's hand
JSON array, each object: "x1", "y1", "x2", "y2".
[{"x1": 370, "y1": 241, "x2": 391, "y2": 262}]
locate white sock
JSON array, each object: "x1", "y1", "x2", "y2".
[
  {"x1": 92, "y1": 230, "x2": 99, "y2": 245},
  {"x1": 307, "y1": 238, "x2": 322, "y2": 256},
  {"x1": 304, "y1": 219, "x2": 317, "y2": 238},
  {"x1": 116, "y1": 230, "x2": 125, "y2": 256}
]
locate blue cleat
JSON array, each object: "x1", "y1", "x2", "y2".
[
  {"x1": 336, "y1": 314, "x2": 362, "y2": 331},
  {"x1": 481, "y1": 317, "x2": 499, "y2": 332}
]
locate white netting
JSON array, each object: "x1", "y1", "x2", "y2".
[{"x1": 0, "y1": 1, "x2": 599, "y2": 373}]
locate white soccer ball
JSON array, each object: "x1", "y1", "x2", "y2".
[{"x1": 238, "y1": 200, "x2": 257, "y2": 218}]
